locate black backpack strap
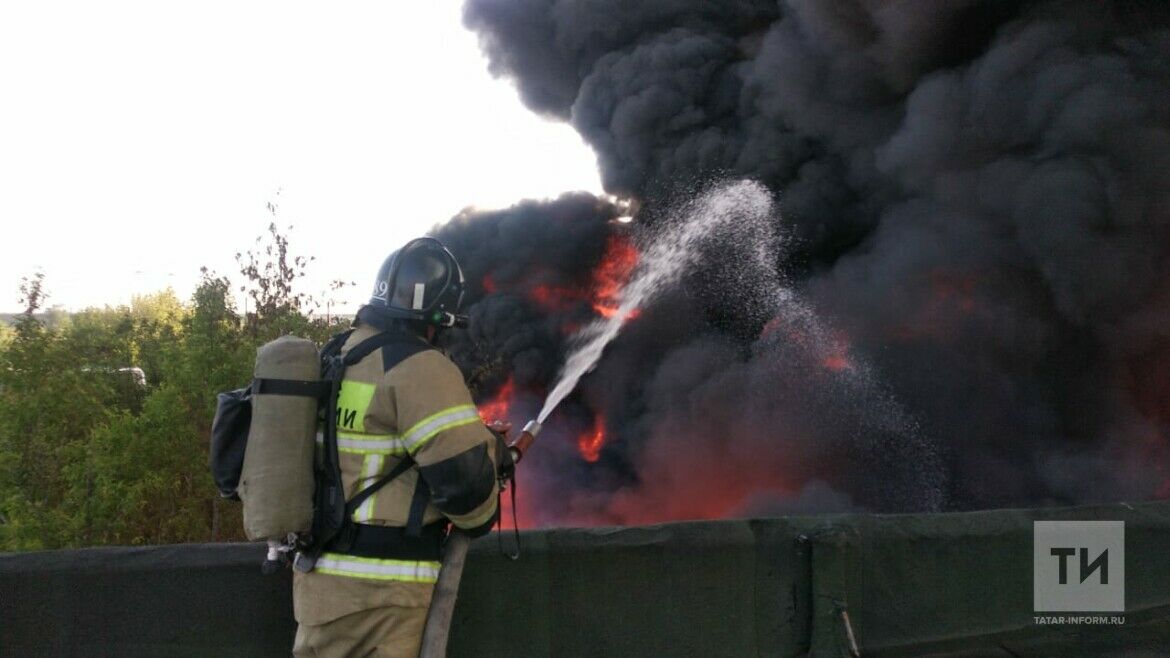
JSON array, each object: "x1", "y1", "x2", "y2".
[
  {"x1": 250, "y1": 330, "x2": 343, "y2": 401},
  {"x1": 299, "y1": 331, "x2": 356, "y2": 567},
  {"x1": 326, "y1": 455, "x2": 418, "y2": 556},
  {"x1": 251, "y1": 378, "x2": 331, "y2": 398},
  {"x1": 310, "y1": 329, "x2": 438, "y2": 558},
  {"x1": 345, "y1": 456, "x2": 414, "y2": 518},
  {"x1": 341, "y1": 329, "x2": 431, "y2": 368},
  {"x1": 312, "y1": 369, "x2": 347, "y2": 547},
  {"x1": 320, "y1": 328, "x2": 354, "y2": 360},
  {"x1": 405, "y1": 476, "x2": 432, "y2": 538},
  {"x1": 381, "y1": 338, "x2": 431, "y2": 371}
]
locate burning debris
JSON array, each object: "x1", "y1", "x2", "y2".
[{"x1": 442, "y1": 0, "x2": 1170, "y2": 523}]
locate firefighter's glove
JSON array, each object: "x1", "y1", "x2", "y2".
[{"x1": 485, "y1": 419, "x2": 516, "y2": 480}]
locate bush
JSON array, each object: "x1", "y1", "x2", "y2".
[{"x1": 0, "y1": 227, "x2": 348, "y2": 549}]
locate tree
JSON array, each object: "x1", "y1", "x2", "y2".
[
  {"x1": 0, "y1": 273, "x2": 119, "y2": 548},
  {"x1": 0, "y1": 224, "x2": 350, "y2": 549}
]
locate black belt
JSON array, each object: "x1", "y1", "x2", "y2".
[{"x1": 326, "y1": 521, "x2": 448, "y2": 561}]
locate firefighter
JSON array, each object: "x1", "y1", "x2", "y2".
[{"x1": 292, "y1": 237, "x2": 503, "y2": 658}]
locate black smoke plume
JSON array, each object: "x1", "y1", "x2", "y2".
[{"x1": 438, "y1": 0, "x2": 1170, "y2": 520}]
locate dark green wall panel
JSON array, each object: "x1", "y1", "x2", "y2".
[{"x1": 3, "y1": 503, "x2": 1168, "y2": 657}]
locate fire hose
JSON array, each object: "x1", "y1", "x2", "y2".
[{"x1": 419, "y1": 419, "x2": 542, "y2": 658}]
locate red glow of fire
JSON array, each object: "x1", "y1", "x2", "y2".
[
  {"x1": 498, "y1": 472, "x2": 536, "y2": 529},
  {"x1": 529, "y1": 283, "x2": 584, "y2": 311},
  {"x1": 1157, "y1": 479, "x2": 1170, "y2": 499},
  {"x1": 758, "y1": 315, "x2": 808, "y2": 345},
  {"x1": 1119, "y1": 341, "x2": 1170, "y2": 500},
  {"x1": 479, "y1": 233, "x2": 642, "y2": 324},
  {"x1": 759, "y1": 317, "x2": 854, "y2": 372},
  {"x1": 477, "y1": 377, "x2": 514, "y2": 423},
  {"x1": 607, "y1": 466, "x2": 799, "y2": 526},
  {"x1": 591, "y1": 235, "x2": 640, "y2": 320},
  {"x1": 930, "y1": 270, "x2": 978, "y2": 313},
  {"x1": 822, "y1": 353, "x2": 851, "y2": 371},
  {"x1": 760, "y1": 316, "x2": 783, "y2": 339},
  {"x1": 891, "y1": 270, "x2": 984, "y2": 341},
  {"x1": 472, "y1": 377, "x2": 539, "y2": 529},
  {"x1": 577, "y1": 415, "x2": 607, "y2": 462},
  {"x1": 821, "y1": 333, "x2": 853, "y2": 372}
]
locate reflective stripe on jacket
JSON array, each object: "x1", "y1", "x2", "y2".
[
  {"x1": 327, "y1": 323, "x2": 499, "y2": 568},
  {"x1": 314, "y1": 552, "x2": 442, "y2": 584}
]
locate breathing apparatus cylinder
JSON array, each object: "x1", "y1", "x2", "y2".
[{"x1": 239, "y1": 335, "x2": 320, "y2": 541}]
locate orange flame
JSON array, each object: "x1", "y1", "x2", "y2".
[
  {"x1": 591, "y1": 234, "x2": 640, "y2": 320},
  {"x1": 577, "y1": 414, "x2": 607, "y2": 462},
  {"x1": 477, "y1": 377, "x2": 514, "y2": 423},
  {"x1": 478, "y1": 232, "x2": 642, "y2": 325}
]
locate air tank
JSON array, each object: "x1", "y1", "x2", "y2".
[{"x1": 239, "y1": 335, "x2": 319, "y2": 541}]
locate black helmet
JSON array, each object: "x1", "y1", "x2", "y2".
[{"x1": 368, "y1": 237, "x2": 467, "y2": 327}]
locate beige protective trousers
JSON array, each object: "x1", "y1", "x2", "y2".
[{"x1": 292, "y1": 604, "x2": 429, "y2": 658}]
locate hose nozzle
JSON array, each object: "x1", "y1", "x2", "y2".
[{"x1": 508, "y1": 420, "x2": 542, "y2": 464}]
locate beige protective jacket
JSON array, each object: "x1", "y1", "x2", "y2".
[{"x1": 294, "y1": 322, "x2": 500, "y2": 626}]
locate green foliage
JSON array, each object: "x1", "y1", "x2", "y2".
[{"x1": 0, "y1": 226, "x2": 350, "y2": 550}]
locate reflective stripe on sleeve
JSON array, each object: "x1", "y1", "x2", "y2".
[
  {"x1": 315, "y1": 553, "x2": 441, "y2": 583},
  {"x1": 401, "y1": 405, "x2": 481, "y2": 454},
  {"x1": 448, "y1": 489, "x2": 499, "y2": 531}
]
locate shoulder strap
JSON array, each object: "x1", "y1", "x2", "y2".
[
  {"x1": 344, "y1": 456, "x2": 415, "y2": 518},
  {"x1": 381, "y1": 338, "x2": 432, "y2": 372},
  {"x1": 405, "y1": 477, "x2": 432, "y2": 537},
  {"x1": 320, "y1": 328, "x2": 354, "y2": 360},
  {"x1": 342, "y1": 329, "x2": 431, "y2": 369}
]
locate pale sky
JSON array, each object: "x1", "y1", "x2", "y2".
[{"x1": 0, "y1": 1, "x2": 603, "y2": 313}]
